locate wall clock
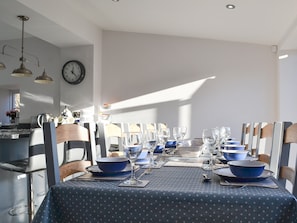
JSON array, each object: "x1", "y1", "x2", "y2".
[{"x1": 62, "y1": 60, "x2": 85, "y2": 85}]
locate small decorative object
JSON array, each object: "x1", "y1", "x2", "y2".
[
  {"x1": 6, "y1": 109, "x2": 19, "y2": 123},
  {"x1": 62, "y1": 60, "x2": 85, "y2": 85}
]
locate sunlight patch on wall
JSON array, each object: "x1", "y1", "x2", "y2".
[
  {"x1": 22, "y1": 91, "x2": 53, "y2": 104},
  {"x1": 111, "y1": 108, "x2": 157, "y2": 123},
  {"x1": 179, "y1": 104, "x2": 191, "y2": 138},
  {"x1": 109, "y1": 76, "x2": 215, "y2": 111}
]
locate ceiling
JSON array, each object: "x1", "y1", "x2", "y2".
[{"x1": 1, "y1": 0, "x2": 297, "y2": 51}]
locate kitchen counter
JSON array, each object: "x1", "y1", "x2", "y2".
[{"x1": 0, "y1": 129, "x2": 32, "y2": 139}]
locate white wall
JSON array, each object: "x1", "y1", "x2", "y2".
[
  {"x1": 0, "y1": 88, "x2": 10, "y2": 124},
  {"x1": 278, "y1": 51, "x2": 297, "y2": 122},
  {"x1": 0, "y1": 37, "x2": 99, "y2": 123},
  {"x1": 102, "y1": 31, "x2": 278, "y2": 139},
  {"x1": 0, "y1": 37, "x2": 60, "y2": 122}
]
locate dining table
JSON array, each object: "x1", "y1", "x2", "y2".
[{"x1": 32, "y1": 157, "x2": 297, "y2": 223}]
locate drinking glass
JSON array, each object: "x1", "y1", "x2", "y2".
[
  {"x1": 181, "y1": 126, "x2": 187, "y2": 141},
  {"x1": 122, "y1": 131, "x2": 144, "y2": 185},
  {"x1": 157, "y1": 127, "x2": 171, "y2": 155},
  {"x1": 220, "y1": 126, "x2": 231, "y2": 143},
  {"x1": 202, "y1": 128, "x2": 216, "y2": 170},
  {"x1": 144, "y1": 129, "x2": 157, "y2": 169},
  {"x1": 173, "y1": 127, "x2": 182, "y2": 142}
]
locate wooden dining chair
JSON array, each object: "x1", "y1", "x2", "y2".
[
  {"x1": 0, "y1": 128, "x2": 64, "y2": 222},
  {"x1": 249, "y1": 122, "x2": 260, "y2": 157},
  {"x1": 254, "y1": 122, "x2": 274, "y2": 165},
  {"x1": 241, "y1": 122, "x2": 253, "y2": 151},
  {"x1": 270, "y1": 121, "x2": 297, "y2": 196},
  {"x1": 96, "y1": 122, "x2": 125, "y2": 157},
  {"x1": 43, "y1": 122, "x2": 93, "y2": 188}
]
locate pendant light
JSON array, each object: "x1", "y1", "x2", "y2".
[
  {"x1": 11, "y1": 15, "x2": 33, "y2": 77},
  {"x1": 34, "y1": 69, "x2": 53, "y2": 84}
]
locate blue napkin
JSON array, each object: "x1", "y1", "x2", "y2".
[
  {"x1": 154, "y1": 145, "x2": 164, "y2": 153},
  {"x1": 165, "y1": 140, "x2": 177, "y2": 148}
]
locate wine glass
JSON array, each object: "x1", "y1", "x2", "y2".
[
  {"x1": 202, "y1": 128, "x2": 216, "y2": 170},
  {"x1": 220, "y1": 126, "x2": 231, "y2": 144},
  {"x1": 180, "y1": 126, "x2": 187, "y2": 140},
  {"x1": 173, "y1": 127, "x2": 182, "y2": 143},
  {"x1": 157, "y1": 127, "x2": 171, "y2": 155},
  {"x1": 144, "y1": 129, "x2": 157, "y2": 170},
  {"x1": 121, "y1": 131, "x2": 144, "y2": 185}
]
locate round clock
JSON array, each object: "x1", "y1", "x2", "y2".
[{"x1": 62, "y1": 60, "x2": 85, "y2": 85}]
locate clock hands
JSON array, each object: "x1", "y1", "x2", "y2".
[{"x1": 71, "y1": 66, "x2": 78, "y2": 77}]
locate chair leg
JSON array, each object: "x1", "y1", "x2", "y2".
[{"x1": 27, "y1": 173, "x2": 34, "y2": 223}]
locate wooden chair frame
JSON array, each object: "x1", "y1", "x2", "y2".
[{"x1": 43, "y1": 122, "x2": 93, "y2": 187}]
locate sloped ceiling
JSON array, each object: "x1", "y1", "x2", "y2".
[{"x1": 0, "y1": 0, "x2": 297, "y2": 51}]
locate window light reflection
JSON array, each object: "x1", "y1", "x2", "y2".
[{"x1": 109, "y1": 76, "x2": 216, "y2": 111}]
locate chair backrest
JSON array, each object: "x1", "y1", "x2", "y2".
[
  {"x1": 250, "y1": 122, "x2": 260, "y2": 157},
  {"x1": 43, "y1": 122, "x2": 93, "y2": 187},
  {"x1": 270, "y1": 121, "x2": 296, "y2": 196},
  {"x1": 26, "y1": 128, "x2": 46, "y2": 172},
  {"x1": 241, "y1": 123, "x2": 253, "y2": 151},
  {"x1": 254, "y1": 122, "x2": 274, "y2": 164},
  {"x1": 96, "y1": 122, "x2": 125, "y2": 157}
]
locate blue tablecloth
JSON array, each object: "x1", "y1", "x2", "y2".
[{"x1": 33, "y1": 166, "x2": 297, "y2": 223}]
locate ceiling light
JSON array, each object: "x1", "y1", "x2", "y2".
[
  {"x1": 11, "y1": 15, "x2": 33, "y2": 77},
  {"x1": 1, "y1": 15, "x2": 54, "y2": 84},
  {"x1": 226, "y1": 4, "x2": 235, "y2": 9},
  {"x1": 34, "y1": 69, "x2": 54, "y2": 84}
]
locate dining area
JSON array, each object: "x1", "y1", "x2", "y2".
[{"x1": 31, "y1": 122, "x2": 297, "y2": 223}]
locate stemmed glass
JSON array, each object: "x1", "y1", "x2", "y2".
[
  {"x1": 180, "y1": 126, "x2": 187, "y2": 141},
  {"x1": 202, "y1": 128, "x2": 217, "y2": 170},
  {"x1": 157, "y1": 127, "x2": 171, "y2": 155},
  {"x1": 144, "y1": 129, "x2": 157, "y2": 170},
  {"x1": 220, "y1": 126, "x2": 231, "y2": 143},
  {"x1": 121, "y1": 131, "x2": 144, "y2": 185},
  {"x1": 173, "y1": 127, "x2": 182, "y2": 143}
]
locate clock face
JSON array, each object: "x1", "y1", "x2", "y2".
[{"x1": 62, "y1": 60, "x2": 85, "y2": 85}]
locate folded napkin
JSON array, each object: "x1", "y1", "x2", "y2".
[{"x1": 135, "y1": 150, "x2": 149, "y2": 165}]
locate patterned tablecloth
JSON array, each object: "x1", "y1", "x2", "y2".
[{"x1": 33, "y1": 166, "x2": 297, "y2": 223}]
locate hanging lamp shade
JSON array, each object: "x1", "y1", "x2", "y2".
[
  {"x1": 11, "y1": 15, "x2": 33, "y2": 77},
  {"x1": 34, "y1": 69, "x2": 53, "y2": 84},
  {"x1": 11, "y1": 62, "x2": 33, "y2": 77},
  {"x1": 0, "y1": 62, "x2": 6, "y2": 70}
]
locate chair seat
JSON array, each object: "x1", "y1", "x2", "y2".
[
  {"x1": 0, "y1": 159, "x2": 45, "y2": 174},
  {"x1": 0, "y1": 159, "x2": 29, "y2": 173}
]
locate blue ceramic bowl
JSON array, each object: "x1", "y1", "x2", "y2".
[
  {"x1": 222, "y1": 144, "x2": 245, "y2": 151},
  {"x1": 222, "y1": 150, "x2": 248, "y2": 161},
  {"x1": 228, "y1": 160, "x2": 265, "y2": 178},
  {"x1": 96, "y1": 157, "x2": 129, "y2": 172},
  {"x1": 224, "y1": 140, "x2": 240, "y2": 145}
]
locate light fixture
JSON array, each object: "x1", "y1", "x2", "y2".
[
  {"x1": 11, "y1": 15, "x2": 33, "y2": 77},
  {"x1": 0, "y1": 15, "x2": 54, "y2": 84},
  {"x1": 34, "y1": 69, "x2": 53, "y2": 84},
  {"x1": 226, "y1": 4, "x2": 235, "y2": 9}
]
